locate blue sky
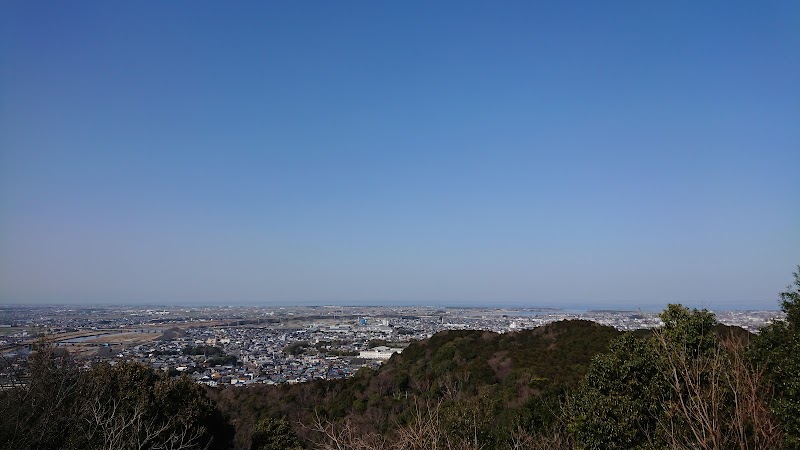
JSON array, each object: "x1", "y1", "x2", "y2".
[{"x1": 1, "y1": 1, "x2": 798, "y2": 309}]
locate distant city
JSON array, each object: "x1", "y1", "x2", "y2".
[{"x1": 0, "y1": 304, "x2": 783, "y2": 389}]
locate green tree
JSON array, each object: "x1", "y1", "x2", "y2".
[
  {"x1": 569, "y1": 305, "x2": 721, "y2": 449},
  {"x1": 0, "y1": 348, "x2": 233, "y2": 450},
  {"x1": 752, "y1": 266, "x2": 800, "y2": 448},
  {"x1": 568, "y1": 333, "x2": 666, "y2": 449},
  {"x1": 0, "y1": 343, "x2": 83, "y2": 450},
  {"x1": 571, "y1": 303, "x2": 782, "y2": 449},
  {"x1": 80, "y1": 361, "x2": 232, "y2": 450},
  {"x1": 250, "y1": 416, "x2": 303, "y2": 450},
  {"x1": 658, "y1": 303, "x2": 717, "y2": 358}
]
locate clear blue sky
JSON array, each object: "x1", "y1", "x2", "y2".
[{"x1": 1, "y1": 1, "x2": 798, "y2": 309}]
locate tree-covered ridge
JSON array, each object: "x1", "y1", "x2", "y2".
[
  {"x1": 393, "y1": 319, "x2": 621, "y2": 391},
  {"x1": 209, "y1": 319, "x2": 623, "y2": 448}
]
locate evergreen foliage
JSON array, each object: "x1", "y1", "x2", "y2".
[
  {"x1": 0, "y1": 348, "x2": 233, "y2": 450},
  {"x1": 209, "y1": 320, "x2": 622, "y2": 448},
  {"x1": 752, "y1": 266, "x2": 800, "y2": 447},
  {"x1": 571, "y1": 303, "x2": 783, "y2": 450},
  {"x1": 569, "y1": 333, "x2": 665, "y2": 449},
  {"x1": 250, "y1": 416, "x2": 303, "y2": 450}
]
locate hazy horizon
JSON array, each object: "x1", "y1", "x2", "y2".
[
  {"x1": 2, "y1": 2, "x2": 798, "y2": 309},
  {"x1": 0, "y1": 297, "x2": 787, "y2": 313}
]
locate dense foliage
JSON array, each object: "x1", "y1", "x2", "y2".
[
  {"x1": 250, "y1": 417, "x2": 303, "y2": 450},
  {"x1": 751, "y1": 267, "x2": 800, "y2": 447},
  {"x1": 570, "y1": 304, "x2": 780, "y2": 450},
  {"x1": 209, "y1": 320, "x2": 623, "y2": 448},
  {"x1": 0, "y1": 350, "x2": 233, "y2": 450}
]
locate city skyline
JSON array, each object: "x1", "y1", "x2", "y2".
[{"x1": 1, "y1": 2, "x2": 798, "y2": 309}]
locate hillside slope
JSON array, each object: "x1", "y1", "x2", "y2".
[{"x1": 210, "y1": 319, "x2": 623, "y2": 449}]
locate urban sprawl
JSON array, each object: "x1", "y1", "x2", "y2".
[{"x1": 0, "y1": 305, "x2": 782, "y2": 388}]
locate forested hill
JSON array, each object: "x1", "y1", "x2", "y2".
[
  {"x1": 386, "y1": 319, "x2": 621, "y2": 392},
  {"x1": 211, "y1": 315, "x2": 766, "y2": 450},
  {"x1": 210, "y1": 319, "x2": 628, "y2": 448}
]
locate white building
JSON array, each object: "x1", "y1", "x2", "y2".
[{"x1": 358, "y1": 346, "x2": 403, "y2": 360}]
